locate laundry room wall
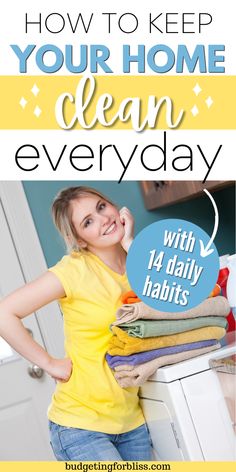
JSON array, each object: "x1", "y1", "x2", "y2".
[{"x1": 22, "y1": 181, "x2": 235, "y2": 267}]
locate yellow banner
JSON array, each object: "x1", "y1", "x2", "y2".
[
  {"x1": 1, "y1": 463, "x2": 236, "y2": 472},
  {"x1": 0, "y1": 75, "x2": 235, "y2": 130}
]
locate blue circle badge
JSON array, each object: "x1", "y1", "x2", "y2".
[{"x1": 126, "y1": 219, "x2": 219, "y2": 312}]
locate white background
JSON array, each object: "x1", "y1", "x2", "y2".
[
  {"x1": 0, "y1": 0, "x2": 235, "y2": 181},
  {"x1": 1, "y1": 0, "x2": 235, "y2": 75},
  {"x1": 0, "y1": 130, "x2": 234, "y2": 181}
]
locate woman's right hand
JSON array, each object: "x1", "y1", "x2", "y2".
[
  {"x1": 119, "y1": 207, "x2": 135, "y2": 252},
  {"x1": 46, "y1": 357, "x2": 73, "y2": 383}
]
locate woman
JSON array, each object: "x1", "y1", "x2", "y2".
[{"x1": 0, "y1": 186, "x2": 153, "y2": 461}]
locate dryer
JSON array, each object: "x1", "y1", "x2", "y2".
[{"x1": 139, "y1": 333, "x2": 236, "y2": 461}]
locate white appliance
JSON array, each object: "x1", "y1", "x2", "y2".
[{"x1": 139, "y1": 334, "x2": 236, "y2": 461}]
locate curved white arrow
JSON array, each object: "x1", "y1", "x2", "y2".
[{"x1": 199, "y1": 189, "x2": 219, "y2": 258}]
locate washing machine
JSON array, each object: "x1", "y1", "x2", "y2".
[{"x1": 139, "y1": 333, "x2": 236, "y2": 461}]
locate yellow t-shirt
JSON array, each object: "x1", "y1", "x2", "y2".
[{"x1": 47, "y1": 250, "x2": 145, "y2": 433}]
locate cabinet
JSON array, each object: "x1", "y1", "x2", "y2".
[{"x1": 140, "y1": 181, "x2": 234, "y2": 210}]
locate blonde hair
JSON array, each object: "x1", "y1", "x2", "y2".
[{"x1": 52, "y1": 186, "x2": 115, "y2": 252}]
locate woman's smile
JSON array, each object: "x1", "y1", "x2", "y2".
[{"x1": 103, "y1": 221, "x2": 117, "y2": 235}]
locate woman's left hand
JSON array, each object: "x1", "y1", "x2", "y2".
[{"x1": 119, "y1": 207, "x2": 134, "y2": 252}]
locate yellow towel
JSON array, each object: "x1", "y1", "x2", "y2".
[{"x1": 108, "y1": 325, "x2": 225, "y2": 356}]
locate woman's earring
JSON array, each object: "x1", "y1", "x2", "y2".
[{"x1": 78, "y1": 239, "x2": 87, "y2": 249}]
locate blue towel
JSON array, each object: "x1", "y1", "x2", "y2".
[{"x1": 106, "y1": 339, "x2": 218, "y2": 368}]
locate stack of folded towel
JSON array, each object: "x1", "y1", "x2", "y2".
[{"x1": 106, "y1": 291, "x2": 230, "y2": 388}]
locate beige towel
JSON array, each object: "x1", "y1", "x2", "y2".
[
  {"x1": 113, "y1": 296, "x2": 230, "y2": 326},
  {"x1": 114, "y1": 343, "x2": 221, "y2": 387}
]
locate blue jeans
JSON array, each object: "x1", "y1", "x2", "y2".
[{"x1": 49, "y1": 421, "x2": 153, "y2": 461}]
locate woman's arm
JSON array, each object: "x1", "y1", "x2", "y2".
[{"x1": 0, "y1": 271, "x2": 72, "y2": 382}]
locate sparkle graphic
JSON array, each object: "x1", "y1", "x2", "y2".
[
  {"x1": 19, "y1": 97, "x2": 27, "y2": 109},
  {"x1": 191, "y1": 105, "x2": 199, "y2": 117},
  {"x1": 191, "y1": 83, "x2": 214, "y2": 118},
  {"x1": 205, "y1": 96, "x2": 213, "y2": 108},
  {"x1": 34, "y1": 106, "x2": 42, "y2": 117},
  {"x1": 19, "y1": 83, "x2": 42, "y2": 118},
  {"x1": 31, "y1": 84, "x2": 40, "y2": 96},
  {"x1": 193, "y1": 83, "x2": 202, "y2": 96}
]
